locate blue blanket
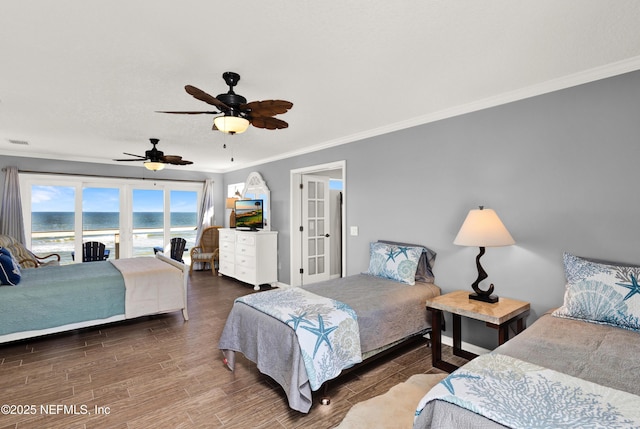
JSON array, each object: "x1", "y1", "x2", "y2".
[
  {"x1": 415, "y1": 353, "x2": 640, "y2": 429},
  {"x1": 236, "y1": 288, "x2": 362, "y2": 390},
  {"x1": 0, "y1": 261, "x2": 125, "y2": 336}
]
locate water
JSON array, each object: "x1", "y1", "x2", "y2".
[{"x1": 31, "y1": 212, "x2": 198, "y2": 263}]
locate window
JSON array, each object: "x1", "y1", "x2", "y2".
[
  {"x1": 31, "y1": 185, "x2": 76, "y2": 264},
  {"x1": 21, "y1": 174, "x2": 202, "y2": 264},
  {"x1": 83, "y1": 187, "x2": 120, "y2": 260},
  {"x1": 170, "y1": 190, "x2": 198, "y2": 252}
]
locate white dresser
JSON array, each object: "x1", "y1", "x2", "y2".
[{"x1": 218, "y1": 228, "x2": 278, "y2": 290}]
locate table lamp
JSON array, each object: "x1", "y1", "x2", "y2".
[
  {"x1": 453, "y1": 206, "x2": 515, "y2": 303},
  {"x1": 226, "y1": 198, "x2": 237, "y2": 228}
]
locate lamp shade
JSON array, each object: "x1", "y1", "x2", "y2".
[
  {"x1": 226, "y1": 197, "x2": 237, "y2": 209},
  {"x1": 144, "y1": 161, "x2": 165, "y2": 171},
  {"x1": 453, "y1": 207, "x2": 515, "y2": 247},
  {"x1": 214, "y1": 115, "x2": 250, "y2": 134}
]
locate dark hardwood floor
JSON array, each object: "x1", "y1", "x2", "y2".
[{"x1": 0, "y1": 271, "x2": 464, "y2": 428}]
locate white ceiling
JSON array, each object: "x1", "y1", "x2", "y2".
[{"x1": 2, "y1": 1, "x2": 640, "y2": 173}]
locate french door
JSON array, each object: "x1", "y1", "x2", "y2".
[{"x1": 301, "y1": 175, "x2": 331, "y2": 285}]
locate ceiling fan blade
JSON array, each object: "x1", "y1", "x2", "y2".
[
  {"x1": 163, "y1": 155, "x2": 193, "y2": 165},
  {"x1": 185, "y1": 85, "x2": 230, "y2": 112},
  {"x1": 114, "y1": 158, "x2": 146, "y2": 162},
  {"x1": 242, "y1": 100, "x2": 293, "y2": 117},
  {"x1": 173, "y1": 160, "x2": 194, "y2": 165},
  {"x1": 122, "y1": 152, "x2": 146, "y2": 158},
  {"x1": 250, "y1": 116, "x2": 289, "y2": 130},
  {"x1": 156, "y1": 110, "x2": 219, "y2": 115}
]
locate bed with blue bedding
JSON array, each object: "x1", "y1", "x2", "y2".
[
  {"x1": 0, "y1": 253, "x2": 188, "y2": 343},
  {"x1": 413, "y1": 253, "x2": 640, "y2": 428},
  {"x1": 219, "y1": 240, "x2": 441, "y2": 413}
]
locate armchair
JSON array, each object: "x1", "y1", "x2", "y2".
[
  {"x1": 0, "y1": 234, "x2": 60, "y2": 268},
  {"x1": 190, "y1": 226, "x2": 221, "y2": 275}
]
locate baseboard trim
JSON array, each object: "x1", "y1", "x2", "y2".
[{"x1": 441, "y1": 335, "x2": 491, "y2": 356}]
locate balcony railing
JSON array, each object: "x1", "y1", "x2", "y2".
[{"x1": 31, "y1": 227, "x2": 196, "y2": 265}]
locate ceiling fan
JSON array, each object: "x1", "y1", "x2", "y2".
[
  {"x1": 158, "y1": 71, "x2": 293, "y2": 134},
  {"x1": 114, "y1": 138, "x2": 193, "y2": 171}
]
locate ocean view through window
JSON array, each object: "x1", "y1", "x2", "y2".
[{"x1": 22, "y1": 175, "x2": 202, "y2": 264}]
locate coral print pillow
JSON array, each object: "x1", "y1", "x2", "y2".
[
  {"x1": 553, "y1": 253, "x2": 640, "y2": 331},
  {"x1": 366, "y1": 242, "x2": 423, "y2": 285}
]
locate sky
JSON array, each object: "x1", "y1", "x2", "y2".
[{"x1": 31, "y1": 186, "x2": 197, "y2": 212}]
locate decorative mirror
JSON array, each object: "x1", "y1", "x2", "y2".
[{"x1": 242, "y1": 172, "x2": 271, "y2": 230}]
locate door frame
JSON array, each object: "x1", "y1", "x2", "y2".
[{"x1": 290, "y1": 160, "x2": 346, "y2": 287}]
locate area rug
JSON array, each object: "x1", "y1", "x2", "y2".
[{"x1": 335, "y1": 373, "x2": 447, "y2": 429}]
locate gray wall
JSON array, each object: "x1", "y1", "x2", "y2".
[{"x1": 225, "y1": 69, "x2": 640, "y2": 349}]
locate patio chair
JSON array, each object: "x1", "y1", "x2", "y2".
[
  {"x1": 155, "y1": 237, "x2": 187, "y2": 263},
  {"x1": 169, "y1": 237, "x2": 187, "y2": 263},
  {"x1": 0, "y1": 234, "x2": 61, "y2": 268},
  {"x1": 82, "y1": 241, "x2": 109, "y2": 262},
  {"x1": 190, "y1": 226, "x2": 221, "y2": 275}
]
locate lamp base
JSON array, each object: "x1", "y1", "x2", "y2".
[
  {"x1": 229, "y1": 209, "x2": 236, "y2": 228},
  {"x1": 469, "y1": 293, "x2": 499, "y2": 304}
]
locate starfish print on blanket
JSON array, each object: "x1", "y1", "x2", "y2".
[
  {"x1": 285, "y1": 312, "x2": 314, "y2": 330},
  {"x1": 301, "y1": 315, "x2": 338, "y2": 358}
]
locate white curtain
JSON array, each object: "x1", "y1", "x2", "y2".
[
  {"x1": 196, "y1": 179, "x2": 215, "y2": 242},
  {"x1": 194, "y1": 179, "x2": 215, "y2": 270},
  {"x1": 0, "y1": 167, "x2": 26, "y2": 243}
]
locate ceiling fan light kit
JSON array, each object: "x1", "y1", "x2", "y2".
[
  {"x1": 214, "y1": 115, "x2": 250, "y2": 134},
  {"x1": 144, "y1": 161, "x2": 165, "y2": 171}
]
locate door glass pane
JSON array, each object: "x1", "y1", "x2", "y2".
[
  {"x1": 317, "y1": 201, "x2": 324, "y2": 218},
  {"x1": 31, "y1": 185, "x2": 75, "y2": 265},
  {"x1": 317, "y1": 256, "x2": 325, "y2": 274},
  {"x1": 317, "y1": 219, "x2": 325, "y2": 236},
  {"x1": 308, "y1": 201, "x2": 316, "y2": 217},
  {"x1": 170, "y1": 190, "x2": 197, "y2": 264},
  {"x1": 317, "y1": 237, "x2": 324, "y2": 255},
  {"x1": 308, "y1": 220, "x2": 316, "y2": 236},
  {"x1": 133, "y1": 189, "x2": 163, "y2": 257},
  {"x1": 307, "y1": 181, "x2": 316, "y2": 199},
  {"x1": 308, "y1": 257, "x2": 316, "y2": 275},
  {"x1": 83, "y1": 187, "x2": 119, "y2": 260},
  {"x1": 317, "y1": 182, "x2": 324, "y2": 199},
  {"x1": 308, "y1": 238, "x2": 316, "y2": 256}
]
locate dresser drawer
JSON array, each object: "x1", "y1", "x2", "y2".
[
  {"x1": 219, "y1": 229, "x2": 235, "y2": 243},
  {"x1": 236, "y1": 233, "x2": 256, "y2": 246},
  {"x1": 219, "y1": 251, "x2": 234, "y2": 263},
  {"x1": 219, "y1": 260, "x2": 235, "y2": 276},
  {"x1": 235, "y1": 243, "x2": 256, "y2": 257},
  {"x1": 219, "y1": 240, "x2": 235, "y2": 253},
  {"x1": 235, "y1": 254, "x2": 256, "y2": 269},
  {"x1": 235, "y1": 265, "x2": 256, "y2": 284}
]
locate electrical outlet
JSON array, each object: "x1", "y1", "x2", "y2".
[{"x1": 350, "y1": 226, "x2": 359, "y2": 236}]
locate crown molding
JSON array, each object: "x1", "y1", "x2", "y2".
[{"x1": 223, "y1": 55, "x2": 640, "y2": 173}]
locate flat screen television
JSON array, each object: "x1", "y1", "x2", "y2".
[{"x1": 235, "y1": 199, "x2": 264, "y2": 231}]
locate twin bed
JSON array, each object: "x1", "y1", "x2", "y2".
[
  {"x1": 219, "y1": 243, "x2": 640, "y2": 425},
  {"x1": 0, "y1": 253, "x2": 188, "y2": 344},
  {"x1": 414, "y1": 253, "x2": 640, "y2": 428},
  {"x1": 218, "y1": 240, "x2": 440, "y2": 413}
]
